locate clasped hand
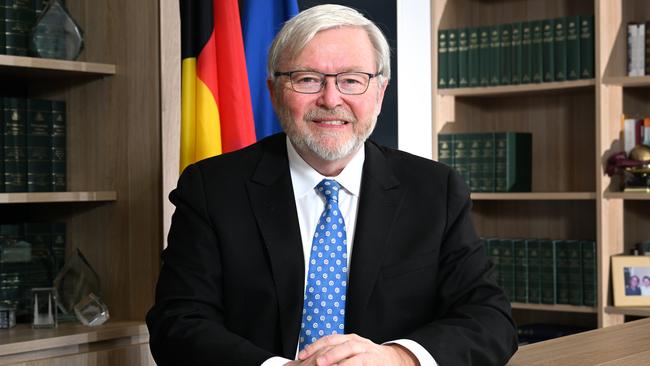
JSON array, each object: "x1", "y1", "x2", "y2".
[{"x1": 285, "y1": 334, "x2": 418, "y2": 366}]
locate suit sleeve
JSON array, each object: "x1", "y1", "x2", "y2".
[
  {"x1": 406, "y1": 169, "x2": 518, "y2": 365},
  {"x1": 146, "y1": 164, "x2": 275, "y2": 366}
]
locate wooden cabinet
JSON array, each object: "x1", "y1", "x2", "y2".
[
  {"x1": 0, "y1": 0, "x2": 161, "y2": 364},
  {"x1": 433, "y1": 0, "x2": 650, "y2": 330}
]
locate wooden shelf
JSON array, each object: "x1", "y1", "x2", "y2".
[
  {"x1": 512, "y1": 303, "x2": 597, "y2": 314},
  {"x1": 605, "y1": 306, "x2": 650, "y2": 317},
  {"x1": 471, "y1": 192, "x2": 596, "y2": 201},
  {"x1": 604, "y1": 191, "x2": 650, "y2": 200},
  {"x1": 0, "y1": 55, "x2": 116, "y2": 78},
  {"x1": 0, "y1": 191, "x2": 117, "y2": 204},
  {"x1": 438, "y1": 79, "x2": 595, "y2": 97},
  {"x1": 0, "y1": 321, "x2": 148, "y2": 361},
  {"x1": 602, "y1": 75, "x2": 650, "y2": 87}
]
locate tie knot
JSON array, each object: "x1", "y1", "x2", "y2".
[{"x1": 316, "y1": 179, "x2": 341, "y2": 203}]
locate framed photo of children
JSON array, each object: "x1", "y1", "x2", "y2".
[{"x1": 612, "y1": 255, "x2": 650, "y2": 306}]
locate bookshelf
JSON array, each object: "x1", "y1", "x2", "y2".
[
  {"x1": 432, "y1": 0, "x2": 650, "y2": 331},
  {"x1": 0, "y1": 0, "x2": 161, "y2": 364}
]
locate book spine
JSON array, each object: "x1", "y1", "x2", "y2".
[
  {"x1": 3, "y1": 1, "x2": 35, "y2": 56},
  {"x1": 458, "y1": 28, "x2": 469, "y2": 88},
  {"x1": 26, "y1": 99, "x2": 52, "y2": 192},
  {"x1": 448, "y1": 29, "x2": 458, "y2": 88},
  {"x1": 3, "y1": 97, "x2": 27, "y2": 192},
  {"x1": 531, "y1": 21, "x2": 544, "y2": 83},
  {"x1": 567, "y1": 240, "x2": 583, "y2": 305},
  {"x1": 540, "y1": 239, "x2": 556, "y2": 304},
  {"x1": 479, "y1": 27, "x2": 490, "y2": 86},
  {"x1": 639, "y1": 23, "x2": 646, "y2": 76},
  {"x1": 580, "y1": 15, "x2": 594, "y2": 79},
  {"x1": 554, "y1": 240, "x2": 569, "y2": 304},
  {"x1": 521, "y1": 22, "x2": 532, "y2": 84},
  {"x1": 511, "y1": 22, "x2": 522, "y2": 85},
  {"x1": 542, "y1": 19, "x2": 555, "y2": 82},
  {"x1": 646, "y1": 21, "x2": 650, "y2": 76},
  {"x1": 0, "y1": 98, "x2": 4, "y2": 192},
  {"x1": 499, "y1": 23, "x2": 512, "y2": 85},
  {"x1": 499, "y1": 239, "x2": 515, "y2": 301},
  {"x1": 453, "y1": 134, "x2": 470, "y2": 187},
  {"x1": 51, "y1": 100, "x2": 66, "y2": 192},
  {"x1": 628, "y1": 23, "x2": 639, "y2": 76},
  {"x1": 554, "y1": 17, "x2": 567, "y2": 81},
  {"x1": 480, "y1": 132, "x2": 495, "y2": 192},
  {"x1": 487, "y1": 237, "x2": 501, "y2": 288},
  {"x1": 468, "y1": 28, "x2": 480, "y2": 87},
  {"x1": 566, "y1": 16, "x2": 581, "y2": 80},
  {"x1": 489, "y1": 26, "x2": 501, "y2": 86},
  {"x1": 581, "y1": 240, "x2": 596, "y2": 306},
  {"x1": 438, "y1": 29, "x2": 448, "y2": 88},
  {"x1": 437, "y1": 133, "x2": 453, "y2": 167},
  {"x1": 0, "y1": 2, "x2": 5, "y2": 53},
  {"x1": 513, "y1": 239, "x2": 528, "y2": 303},
  {"x1": 526, "y1": 239, "x2": 541, "y2": 303},
  {"x1": 468, "y1": 133, "x2": 482, "y2": 192}
]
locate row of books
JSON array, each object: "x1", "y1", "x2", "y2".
[
  {"x1": 627, "y1": 22, "x2": 650, "y2": 76},
  {"x1": 1, "y1": 97, "x2": 66, "y2": 193},
  {"x1": 438, "y1": 132, "x2": 531, "y2": 192},
  {"x1": 0, "y1": 222, "x2": 65, "y2": 322},
  {"x1": 0, "y1": 0, "x2": 58, "y2": 56},
  {"x1": 482, "y1": 237, "x2": 597, "y2": 306},
  {"x1": 438, "y1": 15, "x2": 595, "y2": 89},
  {"x1": 621, "y1": 116, "x2": 650, "y2": 155}
]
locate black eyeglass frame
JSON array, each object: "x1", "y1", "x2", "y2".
[{"x1": 273, "y1": 70, "x2": 382, "y2": 95}]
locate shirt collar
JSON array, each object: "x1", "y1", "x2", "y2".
[{"x1": 287, "y1": 136, "x2": 365, "y2": 198}]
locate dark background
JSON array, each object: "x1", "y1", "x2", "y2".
[{"x1": 297, "y1": 0, "x2": 398, "y2": 148}]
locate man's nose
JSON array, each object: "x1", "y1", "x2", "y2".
[{"x1": 316, "y1": 77, "x2": 344, "y2": 109}]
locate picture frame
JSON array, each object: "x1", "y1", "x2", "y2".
[{"x1": 612, "y1": 255, "x2": 650, "y2": 306}]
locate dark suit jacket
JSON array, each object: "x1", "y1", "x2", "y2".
[{"x1": 146, "y1": 133, "x2": 518, "y2": 366}]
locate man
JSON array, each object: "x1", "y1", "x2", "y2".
[
  {"x1": 626, "y1": 275, "x2": 642, "y2": 296},
  {"x1": 147, "y1": 4, "x2": 517, "y2": 366},
  {"x1": 641, "y1": 276, "x2": 650, "y2": 296}
]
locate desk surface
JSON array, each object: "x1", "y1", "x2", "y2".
[{"x1": 508, "y1": 317, "x2": 650, "y2": 365}]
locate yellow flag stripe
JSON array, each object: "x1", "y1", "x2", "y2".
[{"x1": 180, "y1": 58, "x2": 222, "y2": 173}]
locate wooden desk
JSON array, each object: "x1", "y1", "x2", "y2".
[{"x1": 508, "y1": 317, "x2": 650, "y2": 365}]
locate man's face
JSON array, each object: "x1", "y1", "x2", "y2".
[
  {"x1": 631, "y1": 277, "x2": 639, "y2": 287},
  {"x1": 644, "y1": 278, "x2": 650, "y2": 287},
  {"x1": 269, "y1": 27, "x2": 387, "y2": 163}
]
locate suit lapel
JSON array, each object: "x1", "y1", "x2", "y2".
[
  {"x1": 246, "y1": 136, "x2": 304, "y2": 358},
  {"x1": 346, "y1": 142, "x2": 404, "y2": 333}
]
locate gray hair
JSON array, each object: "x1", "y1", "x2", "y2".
[{"x1": 267, "y1": 4, "x2": 391, "y2": 84}]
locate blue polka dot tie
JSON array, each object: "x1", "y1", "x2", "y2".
[{"x1": 298, "y1": 179, "x2": 348, "y2": 350}]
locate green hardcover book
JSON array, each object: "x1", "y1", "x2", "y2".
[
  {"x1": 513, "y1": 238, "x2": 528, "y2": 303},
  {"x1": 526, "y1": 239, "x2": 541, "y2": 303},
  {"x1": 0, "y1": 99, "x2": 4, "y2": 192},
  {"x1": 480, "y1": 132, "x2": 495, "y2": 192},
  {"x1": 0, "y1": 2, "x2": 5, "y2": 53},
  {"x1": 494, "y1": 132, "x2": 532, "y2": 192},
  {"x1": 554, "y1": 240, "x2": 570, "y2": 304},
  {"x1": 437, "y1": 133, "x2": 453, "y2": 167},
  {"x1": 438, "y1": 29, "x2": 448, "y2": 88},
  {"x1": 511, "y1": 22, "x2": 523, "y2": 85},
  {"x1": 521, "y1": 22, "x2": 532, "y2": 83},
  {"x1": 51, "y1": 100, "x2": 66, "y2": 192},
  {"x1": 3, "y1": 1, "x2": 35, "y2": 56},
  {"x1": 499, "y1": 23, "x2": 512, "y2": 85},
  {"x1": 479, "y1": 27, "x2": 490, "y2": 86},
  {"x1": 3, "y1": 97, "x2": 27, "y2": 192},
  {"x1": 467, "y1": 133, "x2": 482, "y2": 192},
  {"x1": 567, "y1": 240, "x2": 583, "y2": 305},
  {"x1": 458, "y1": 28, "x2": 469, "y2": 88},
  {"x1": 540, "y1": 239, "x2": 556, "y2": 304},
  {"x1": 542, "y1": 19, "x2": 555, "y2": 82},
  {"x1": 531, "y1": 21, "x2": 544, "y2": 83},
  {"x1": 453, "y1": 134, "x2": 470, "y2": 187},
  {"x1": 487, "y1": 237, "x2": 501, "y2": 285},
  {"x1": 567, "y1": 16, "x2": 581, "y2": 80},
  {"x1": 489, "y1": 25, "x2": 501, "y2": 86},
  {"x1": 553, "y1": 17, "x2": 568, "y2": 81},
  {"x1": 26, "y1": 99, "x2": 52, "y2": 192},
  {"x1": 468, "y1": 28, "x2": 480, "y2": 87},
  {"x1": 499, "y1": 239, "x2": 516, "y2": 301},
  {"x1": 580, "y1": 15, "x2": 594, "y2": 79},
  {"x1": 51, "y1": 222, "x2": 65, "y2": 273},
  {"x1": 581, "y1": 240, "x2": 596, "y2": 306},
  {"x1": 448, "y1": 29, "x2": 458, "y2": 88}
]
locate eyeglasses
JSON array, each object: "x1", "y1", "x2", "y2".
[{"x1": 273, "y1": 70, "x2": 381, "y2": 95}]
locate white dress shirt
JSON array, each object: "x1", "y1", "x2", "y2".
[{"x1": 261, "y1": 138, "x2": 436, "y2": 366}]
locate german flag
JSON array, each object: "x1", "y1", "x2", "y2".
[{"x1": 180, "y1": 0, "x2": 256, "y2": 172}]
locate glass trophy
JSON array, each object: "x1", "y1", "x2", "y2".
[
  {"x1": 32, "y1": 287, "x2": 57, "y2": 328},
  {"x1": 74, "y1": 293, "x2": 109, "y2": 326},
  {"x1": 30, "y1": 0, "x2": 84, "y2": 60}
]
